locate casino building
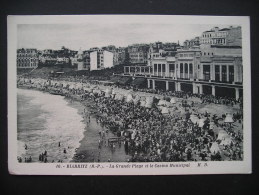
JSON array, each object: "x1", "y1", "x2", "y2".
[{"x1": 123, "y1": 26, "x2": 243, "y2": 100}]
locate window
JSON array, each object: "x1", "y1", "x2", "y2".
[
  {"x1": 180, "y1": 63, "x2": 183, "y2": 73},
  {"x1": 189, "y1": 64, "x2": 193, "y2": 74},
  {"x1": 158, "y1": 64, "x2": 161, "y2": 72},
  {"x1": 184, "y1": 63, "x2": 188, "y2": 74},
  {"x1": 215, "y1": 65, "x2": 220, "y2": 81},
  {"x1": 229, "y1": 65, "x2": 234, "y2": 82},
  {"x1": 203, "y1": 65, "x2": 211, "y2": 81},
  {"x1": 222, "y1": 65, "x2": 227, "y2": 82},
  {"x1": 154, "y1": 64, "x2": 157, "y2": 72},
  {"x1": 169, "y1": 64, "x2": 175, "y2": 72}
]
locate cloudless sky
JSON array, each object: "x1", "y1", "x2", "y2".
[{"x1": 18, "y1": 23, "x2": 231, "y2": 51}]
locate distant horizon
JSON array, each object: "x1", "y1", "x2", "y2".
[{"x1": 17, "y1": 23, "x2": 234, "y2": 51}]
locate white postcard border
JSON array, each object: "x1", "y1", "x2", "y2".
[{"x1": 8, "y1": 15, "x2": 252, "y2": 175}]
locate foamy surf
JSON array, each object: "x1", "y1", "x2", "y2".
[{"x1": 17, "y1": 88, "x2": 85, "y2": 163}]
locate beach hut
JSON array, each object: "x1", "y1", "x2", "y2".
[{"x1": 210, "y1": 142, "x2": 220, "y2": 154}]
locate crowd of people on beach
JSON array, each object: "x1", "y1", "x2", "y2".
[{"x1": 17, "y1": 76, "x2": 243, "y2": 162}]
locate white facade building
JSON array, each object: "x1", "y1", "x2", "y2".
[{"x1": 90, "y1": 50, "x2": 113, "y2": 71}]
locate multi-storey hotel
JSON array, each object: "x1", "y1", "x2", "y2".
[
  {"x1": 90, "y1": 50, "x2": 113, "y2": 71},
  {"x1": 17, "y1": 48, "x2": 39, "y2": 68},
  {"x1": 123, "y1": 26, "x2": 243, "y2": 100}
]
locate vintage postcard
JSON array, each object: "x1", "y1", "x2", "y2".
[{"x1": 8, "y1": 15, "x2": 251, "y2": 175}]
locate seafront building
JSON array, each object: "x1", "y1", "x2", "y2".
[
  {"x1": 128, "y1": 44, "x2": 149, "y2": 65},
  {"x1": 17, "y1": 48, "x2": 39, "y2": 69},
  {"x1": 90, "y1": 50, "x2": 114, "y2": 71},
  {"x1": 123, "y1": 26, "x2": 243, "y2": 100}
]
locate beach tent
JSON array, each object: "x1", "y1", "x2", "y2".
[
  {"x1": 140, "y1": 100, "x2": 146, "y2": 107},
  {"x1": 209, "y1": 121, "x2": 215, "y2": 130},
  {"x1": 105, "y1": 88, "x2": 113, "y2": 95},
  {"x1": 220, "y1": 137, "x2": 233, "y2": 146},
  {"x1": 134, "y1": 94, "x2": 141, "y2": 101},
  {"x1": 210, "y1": 142, "x2": 220, "y2": 154},
  {"x1": 140, "y1": 96, "x2": 146, "y2": 101},
  {"x1": 170, "y1": 97, "x2": 177, "y2": 104},
  {"x1": 190, "y1": 114, "x2": 199, "y2": 124},
  {"x1": 224, "y1": 113, "x2": 234, "y2": 123},
  {"x1": 146, "y1": 96, "x2": 154, "y2": 104},
  {"x1": 217, "y1": 129, "x2": 229, "y2": 141},
  {"x1": 116, "y1": 94, "x2": 124, "y2": 101},
  {"x1": 126, "y1": 93, "x2": 134, "y2": 103},
  {"x1": 133, "y1": 98, "x2": 140, "y2": 105},
  {"x1": 161, "y1": 107, "x2": 169, "y2": 114},
  {"x1": 198, "y1": 118, "x2": 205, "y2": 128},
  {"x1": 158, "y1": 100, "x2": 168, "y2": 106},
  {"x1": 165, "y1": 101, "x2": 174, "y2": 107},
  {"x1": 93, "y1": 89, "x2": 102, "y2": 95}
]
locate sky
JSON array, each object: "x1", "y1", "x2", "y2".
[{"x1": 17, "y1": 23, "x2": 231, "y2": 51}]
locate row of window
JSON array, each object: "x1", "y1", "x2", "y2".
[
  {"x1": 17, "y1": 54, "x2": 37, "y2": 57},
  {"x1": 202, "y1": 32, "x2": 227, "y2": 38},
  {"x1": 17, "y1": 59, "x2": 38, "y2": 62},
  {"x1": 201, "y1": 38, "x2": 226, "y2": 44},
  {"x1": 179, "y1": 53, "x2": 194, "y2": 57},
  {"x1": 17, "y1": 63, "x2": 38, "y2": 67}
]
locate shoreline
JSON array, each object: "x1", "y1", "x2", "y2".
[{"x1": 18, "y1": 86, "x2": 131, "y2": 162}]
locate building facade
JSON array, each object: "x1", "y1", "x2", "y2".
[
  {"x1": 17, "y1": 48, "x2": 39, "y2": 69},
  {"x1": 90, "y1": 50, "x2": 113, "y2": 71},
  {"x1": 200, "y1": 26, "x2": 241, "y2": 47},
  {"x1": 124, "y1": 45, "x2": 242, "y2": 100},
  {"x1": 128, "y1": 44, "x2": 149, "y2": 64}
]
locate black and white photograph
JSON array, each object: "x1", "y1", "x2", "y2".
[{"x1": 7, "y1": 15, "x2": 251, "y2": 175}]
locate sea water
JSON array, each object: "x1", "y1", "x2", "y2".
[{"x1": 17, "y1": 88, "x2": 85, "y2": 163}]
